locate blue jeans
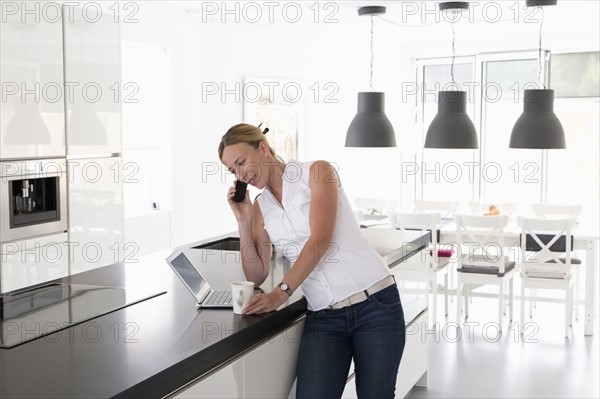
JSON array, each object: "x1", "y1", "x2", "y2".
[{"x1": 296, "y1": 285, "x2": 406, "y2": 399}]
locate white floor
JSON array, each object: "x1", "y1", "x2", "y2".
[{"x1": 405, "y1": 295, "x2": 600, "y2": 398}]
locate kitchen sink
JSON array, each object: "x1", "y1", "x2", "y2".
[{"x1": 193, "y1": 237, "x2": 240, "y2": 251}]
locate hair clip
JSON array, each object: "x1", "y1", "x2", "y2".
[{"x1": 257, "y1": 123, "x2": 269, "y2": 134}]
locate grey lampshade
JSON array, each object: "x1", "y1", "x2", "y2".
[
  {"x1": 5, "y1": 102, "x2": 51, "y2": 144},
  {"x1": 509, "y1": 89, "x2": 565, "y2": 149},
  {"x1": 69, "y1": 105, "x2": 108, "y2": 145},
  {"x1": 439, "y1": 2, "x2": 470, "y2": 12},
  {"x1": 345, "y1": 92, "x2": 396, "y2": 147},
  {"x1": 424, "y1": 91, "x2": 478, "y2": 149},
  {"x1": 526, "y1": 0, "x2": 558, "y2": 6}
]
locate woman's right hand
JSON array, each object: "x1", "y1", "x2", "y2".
[{"x1": 227, "y1": 184, "x2": 253, "y2": 225}]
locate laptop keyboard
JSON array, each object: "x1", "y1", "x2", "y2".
[{"x1": 204, "y1": 289, "x2": 232, "y2": 306}]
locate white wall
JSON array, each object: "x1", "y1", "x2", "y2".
[
  {"x1": 120, "y1": 1, "x2": 599, "y2": 251},
  {"x1": 120, "y1": 4, "x2": 183, "y2": 254},
  {"x1": 129, "y1": 3, "x2": 403, "y2": 247}
]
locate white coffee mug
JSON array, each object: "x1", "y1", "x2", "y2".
[{"x1": 231, "y1": 281, "x2": 255, "y2": 314}]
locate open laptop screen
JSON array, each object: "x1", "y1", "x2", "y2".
[{"x1": 170, "y1": 253, "x2": 207, "y2": 301}]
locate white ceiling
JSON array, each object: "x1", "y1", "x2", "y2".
[{"x1": 160, "y1": 0, "x2": 599, "y2": 41}]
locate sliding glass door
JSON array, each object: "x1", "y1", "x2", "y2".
[
  {"x1": 477, "y1": 52, "x2": 543, "y2": 212},
  {"x1": 415, "y1": 50, "x2": 580, "y2": 214},
  {"x1": 547, "y1": 51, "x2": 600, "y2": 221},
  {"x1": 417, "y1": 57, "x2": 476, "y2": 205}
]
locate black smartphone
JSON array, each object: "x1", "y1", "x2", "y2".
[{"x1": 233, "y1": 180, "x2": 247, "y2": 203}]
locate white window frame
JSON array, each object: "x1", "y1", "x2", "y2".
[{"x1": 415, "y1": 50, "x2": 551, "y2": 205}]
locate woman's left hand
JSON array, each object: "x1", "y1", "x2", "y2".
[{"x1": 242, "y1": 290, "x2": 287, "y2": 314}]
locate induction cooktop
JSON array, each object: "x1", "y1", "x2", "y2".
[{"x1": 0, "y1": 282, "x2": 165, "y2": 348}]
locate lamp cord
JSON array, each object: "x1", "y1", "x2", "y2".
[
  {"x1": 450, "y1": 9, "x2": 459, "y2": 89},
  {"x1": 370, "y1": 15, "x2": 375, "y2": 91},
  {"x1": 537, "y1": 6, "x2": 546, "y2": 89}
]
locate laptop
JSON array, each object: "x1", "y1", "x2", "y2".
[{"x1": 167, "y1": 252, "x2": 233, "y2": 308}]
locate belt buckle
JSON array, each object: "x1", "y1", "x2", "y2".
[
  {"x1": 328, "y1": 287, "x2": 374, "y2": 310},
  {"x1": 328, "y1": 296, "x2": 352, "y2": 310},
  {"x1": 350, "y1": 291, "x2": 367, "y2": 307}
]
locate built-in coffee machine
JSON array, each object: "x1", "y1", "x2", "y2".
[{"x1": 1, "y1": 159, "x2": 68, "y2": 243}]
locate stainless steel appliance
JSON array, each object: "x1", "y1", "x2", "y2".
[
  {"x1": 1, "y1": 158, "x2": 68, "y2": 243},
  {"x1": 0, "y1": 282, "x2": 165, "y2": 348}
]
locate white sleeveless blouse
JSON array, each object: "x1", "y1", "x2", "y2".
[{"x1": 257, "y1": 160, "x2": 391, "y2": 311}]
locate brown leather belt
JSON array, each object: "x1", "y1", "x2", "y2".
[{"x1": 328, "y1": 275, "x2": 396, "y2": 310}]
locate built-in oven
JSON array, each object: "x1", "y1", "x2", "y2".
[{"x1": 0, "y1": 159, "x2": 68, "y2": 243}]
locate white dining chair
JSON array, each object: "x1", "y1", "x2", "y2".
[
  {"x1": 454, "y1": 214, "x2": 515, "y2": 329},
  {"x1": 414, "y1": 199, "x2": 459, "y2": 219},
  {"x1": 531, "y1": 204, "x2": 583, "y2": 319},
  {"x1": 355, "y1": 198, "x2": 399, "y2": 216},
  {"x1": 390, "y1": 212, "x2": 450, "y2": 327},
  {"x1": 517, "y1": 217, "x2": 578, "y2": 338},
  {"x1": 532, "y1": 204, "x2": 582, "y2": 221}
]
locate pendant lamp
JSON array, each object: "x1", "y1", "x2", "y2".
[
  {"x1": 345, "y1": 6, "x2": 396, "y2": 148},
  {"x1": 425, "y1": 90, "x2": 478, "y2": 148},
  {"x1": 424, "y1": 2, "x2": 478, "y2": 149},
  {"x1": 509, "y1": 89, "x2": 565, "y2": 148},
  {"x1": 509, "y1": 1, "x2": 565, "y2": 149}
]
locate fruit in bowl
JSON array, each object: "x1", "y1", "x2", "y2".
[{"x1": 485, "y1": 205, "x2": 501, "y2": 216}]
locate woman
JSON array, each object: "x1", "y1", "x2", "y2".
[{"x1": 218, "y1": 123, "x2": 405, "y2": 398}]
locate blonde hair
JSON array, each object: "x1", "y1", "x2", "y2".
[{"x1": 218, "y1": 123, "x2": 281, "y2": 162}]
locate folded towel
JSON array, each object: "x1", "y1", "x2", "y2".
[{"x1": 437, "y1": 248, "x2": 454, "y2": 258}]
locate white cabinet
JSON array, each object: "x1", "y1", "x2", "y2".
[
  {"x1": 0, "y1": 233, "x2": 69, "y2": 293},
  {"x1": 243, "y1": 319, "x2": 303, "y2": 398},
  {"x1": 174, "y1": 318, "x2": 304, "y2": 399},
  {"x1": 0, "y1": 9, "x2": 65, "y2": 160},
  {"x1": 68, "y1": 157, "x2": 124, "y2": 275},
  {"x1": 1, "y1": 6, "x2": 124, "y2": 281},
  {"x1": 173, "y1": 308, "x2": 428, "y2": 399},
  {"x1": 396, "y1": 310, "x2": 428, "y2": 398},
  {"x1": 175, "y1": 357, "x2": 244, "y2": 399},
  {"x1": 63, "y1": 5, "x2": 121, "y2": 155},
  {"x1": 63, "y1": 5, "x2": 124, "y2": 274}
]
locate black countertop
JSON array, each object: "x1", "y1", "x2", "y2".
[{"x1": 0, "y1": 230, "x2": 428, "y2": 398}]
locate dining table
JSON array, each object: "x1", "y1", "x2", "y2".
[{"x1": 364, "y1": 214, "x2": 599, "y2": 336}]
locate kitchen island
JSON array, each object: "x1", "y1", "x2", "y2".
[{"x1": 0, "y1": 229, "x2": 429, "y2": 398}]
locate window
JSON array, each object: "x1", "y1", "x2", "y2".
[
  {"x1": 547, "y1": 52, "x2": 600, "y2": 221},
  {"x1": 416, "y1": 51, "x2": 599, "y2": 219},
  {"x1": 417, "y1": 57, "x2": 476, "y2": 205},
  {"x1": 551, "y1": 52, "x2": 600, "y2": 98},
  {"x1": 479, "y1": 53, "x2": 542, "y2": 210}
]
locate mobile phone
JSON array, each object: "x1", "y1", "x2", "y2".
[{"x1": 233, "y1": 180, "x2": 247, "y2": 203}]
